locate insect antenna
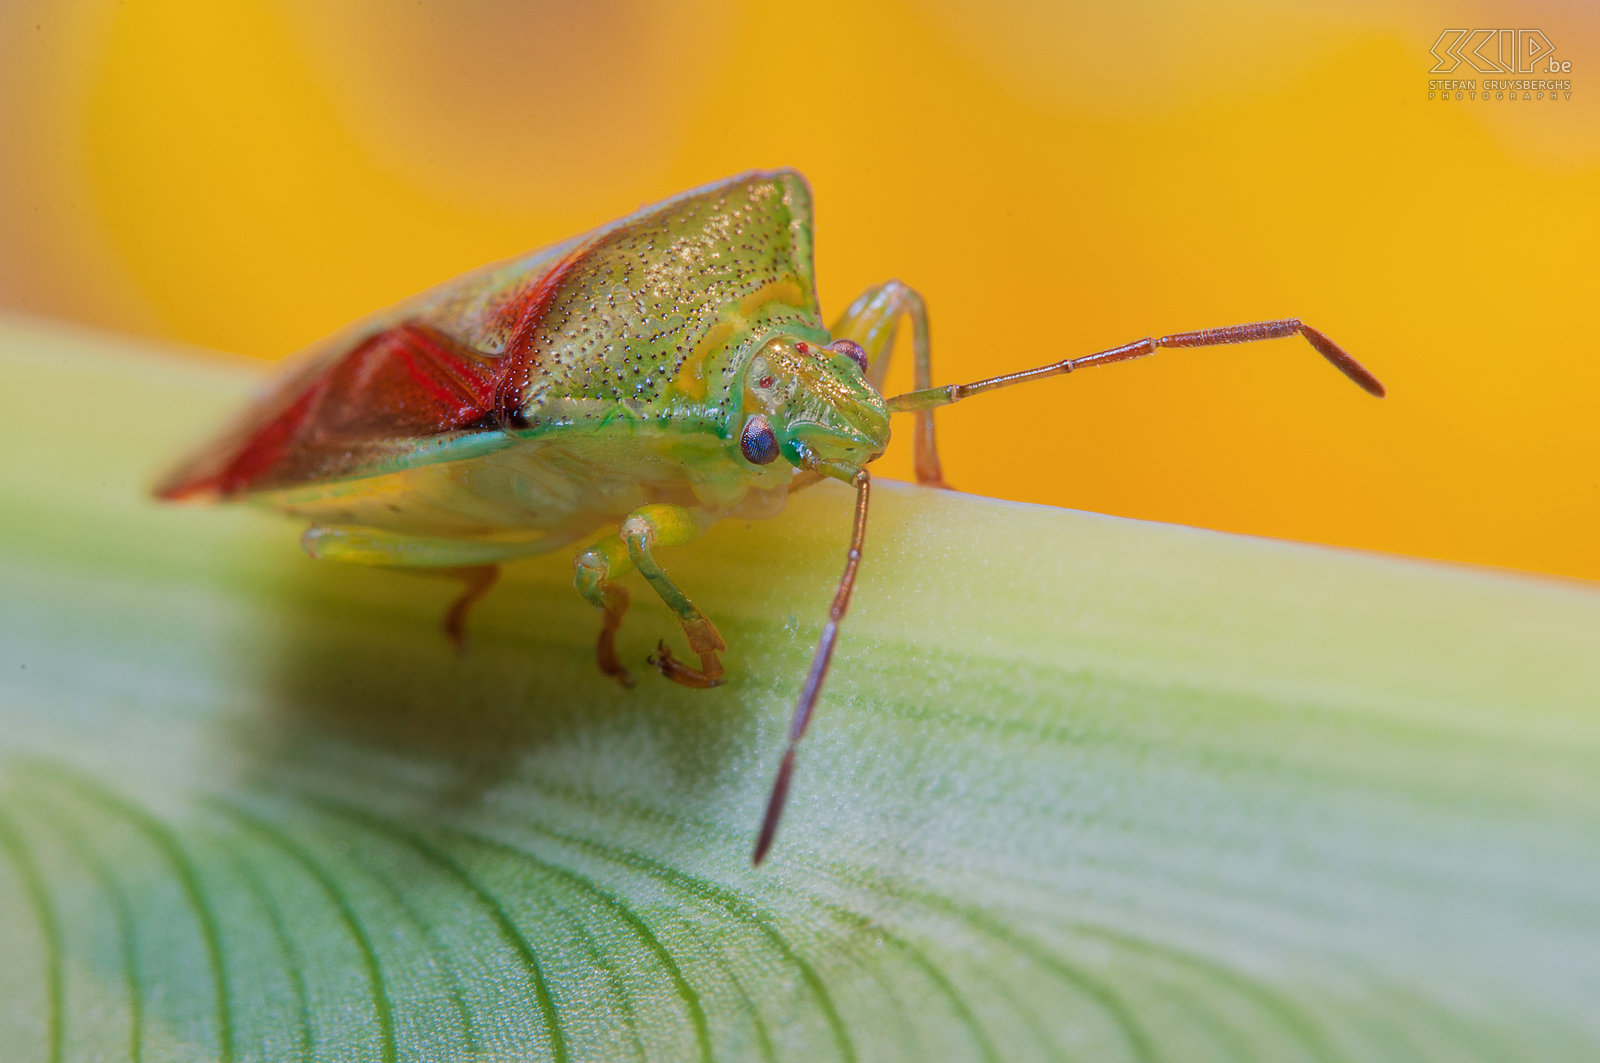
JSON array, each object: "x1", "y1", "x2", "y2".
[
  {"x1": 885, "y1": 318, "x2": 1385, "y2": 416},
  {"x1": 753, "y1": 467, "x2": 871, "y2": 865}
]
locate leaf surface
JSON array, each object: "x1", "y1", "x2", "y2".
[{"x1": 1, "y1": 318, "x2": 1597, "y2": 1062}]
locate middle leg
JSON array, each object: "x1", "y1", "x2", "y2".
[
  {"x1": 625, "y1": 505, "x2": 727, "y2": 688},
  {"x1": 573, "y1": 503, "x2": 725, "y2": 689}
]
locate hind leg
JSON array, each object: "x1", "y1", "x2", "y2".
[
  {"x1": 439, "y1": 565, "x2": 500, "y2": 652},
  {"x1": 302, "y1": 525, "x2": 541, "y2": 651}
]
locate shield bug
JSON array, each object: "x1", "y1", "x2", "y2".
[{"x1": 156, "y1": 170, "x2": 1384, "y2": 863}]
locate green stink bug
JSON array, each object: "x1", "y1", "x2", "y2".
[{"x1": 156, "y1": 170, "x2": 1384, "y2": 863}]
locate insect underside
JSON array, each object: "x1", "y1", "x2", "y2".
[{"x1": 157, "y1": 169, "x2": 1385, "y2": 863}]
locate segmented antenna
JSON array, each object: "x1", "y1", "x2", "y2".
[{"x1": 753, "y1": 468, "x2": 871, "y2": 865}]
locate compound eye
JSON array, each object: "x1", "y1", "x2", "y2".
[
  {"x1": 740, "y1": 414, "x2": 779, "y2": 465},
  {"x1": 829, "y1": 338, "x2": 868, "y2": 373}
]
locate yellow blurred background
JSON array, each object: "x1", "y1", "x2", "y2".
[{"x1": 3, "y1": 0, "x2": 1598, "y2": 580}]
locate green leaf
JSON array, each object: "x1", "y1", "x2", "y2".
[{"x1": 1, "y1": 317, "x2": 1597, "y2": 1063}]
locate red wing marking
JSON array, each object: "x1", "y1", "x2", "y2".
[
  {"x1": 315, "y1": 321, "x2": 499, "y2": 438},
  {"x1": 493, "y1": 242, "x2": 593, "y2": 422},
  {"x1": 156, "y1": 322, "x2": 505, "y2": 500}
]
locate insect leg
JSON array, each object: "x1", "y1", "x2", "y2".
[
  {"x1": 886, "y1": 319, "x2": 1384, "y2": 416},
  {"x1": 303, "y1": 524, "x2": 546, "y2": 566},
  {"x1": 441, "y1": 565, "x2": 499, "y2": 653},
  {"x1": 301, "y1": 525, "x2": 545, "y2": 651},
  {"x1": 831, "y1": 281, "x2": 947, "y2": 487},
  {"x1": 574, "y1": 536, "x2": 636, "y2": 687},
  {"x1": 617, "y1": 504, "x2": 727, "y2": 689}
]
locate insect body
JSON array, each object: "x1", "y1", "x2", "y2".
[{"x1": 157, "y1": 170, "x2": 1384, "y2": 863}]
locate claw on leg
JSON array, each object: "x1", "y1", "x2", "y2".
[
  {"x1": 647, "y1": 615, "x2": 726, "y2": 688},
  {"x1": 649, "y1": 641, "x2": 725, "y2": 688}
]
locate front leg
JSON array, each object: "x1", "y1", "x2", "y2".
[
  {"x1": 830, "y1": 280, "x2": 947, "y2": 487},
  {"x1": 573, "y1": 504, "x2": 726, "y2": 689}
]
